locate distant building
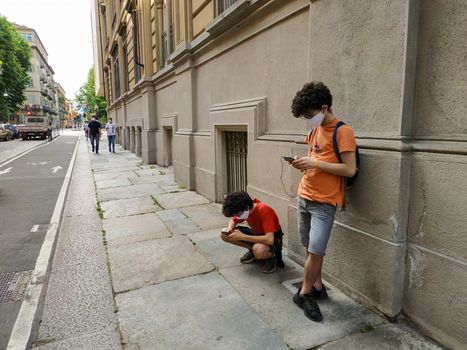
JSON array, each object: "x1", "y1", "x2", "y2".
[{"x1": 13, "y1": 23, "x2": 58, "y2": 125}]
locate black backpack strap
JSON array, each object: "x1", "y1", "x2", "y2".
[{"x1": 333, "y1": 121, "x2": 346, "y2": 163}]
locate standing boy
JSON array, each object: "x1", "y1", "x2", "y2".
[{"x1": 290, "y1": 81, "x2": 357, "y2": 322}]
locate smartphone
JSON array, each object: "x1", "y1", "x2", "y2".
[{"x1": 282, "y1": 156, "x2": 295, "y2": 163}]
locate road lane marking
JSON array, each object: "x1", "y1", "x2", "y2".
[
  {"x1": 51, "y1": 166, "x2": 63, "y2": 173},
  {"x1": 0, "y1": 167, "x2": 12, "y2": 175},
  {"x1": 0, "y1": 135, "x2": 64, "y2": 169},
  {"x1": 30, "y1": 225, "x2": 39, "y2": 233},
  {"x1": 7, "y1": 137, "x2": 79, "y2": 350}
]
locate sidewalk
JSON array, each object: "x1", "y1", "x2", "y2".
[{"x1": 31, "y1": 134, "x2": 444, "y2": 350}]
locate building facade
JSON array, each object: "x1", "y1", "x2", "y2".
[
  {"x1": 14, "y1": 24, "x2": 59, "y2": 126},
  {"x1": 92, "y1": 1, "x2": 467, "y2": 348}
]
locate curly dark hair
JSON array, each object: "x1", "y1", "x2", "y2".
[
  {"x1": 291, "y1": 81, "x2": 333, "y2": 118},
  {"x1": 222, "y1": 191, "x2": 254, "y2": 217}
]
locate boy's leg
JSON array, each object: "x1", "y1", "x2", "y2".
[
  {"x1": 108, "y1": 136, "x2": 112, "y2": 152},
  {"x1": 112, "y1": 135, "x2": 116, "y2": 152},
  {"x1": 95, "y1": 135, "x2": 100, "y2": 153},
  {"x1": 300, "y1": 202, "x2": 336, "y2": 295}
]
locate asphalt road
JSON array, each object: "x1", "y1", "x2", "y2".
[{"x1": 0, "y1": 135, "x2": 78, "y2": 349}]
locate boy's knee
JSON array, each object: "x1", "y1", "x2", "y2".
[
  {"x1": 220, "y1": 233, "x2": 230, "y2": 242},
  {"x1": 253, "y1": 244, "x2": 272, "y2": 260}
]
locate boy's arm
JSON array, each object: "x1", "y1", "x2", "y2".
[
  {"x1": 228, "y1": 231, "x2": 275, "y2": 246},
  {"x1": 292, "y1": 152, "x2": 356, "y2": 177}
]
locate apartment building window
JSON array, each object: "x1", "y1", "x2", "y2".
[
  {"x1": 122, "y1": 43, "x2": 130, "y2": 92},
  {"x1": 131, "y1": 0, "x2": 143, "y2": 81},
  {"x1": 28, "y1": 78, "x2": 34, "y2": 88},
  {"x1": 112, "y1": 47, "x2": 121, "y2": 99},
  {"x1": 20, "y1": 33, "x2": 33, "y2": 42},
  {"x1": 160, "y1": 0, "x2": 174, "y2": 68},
  {"x1": 215, "y1": 0, "x2": 238, "y2": 15}
]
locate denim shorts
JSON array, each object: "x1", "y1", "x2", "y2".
[
  {"x1": 297, "y1": 197, "x2": 336, "y2": 256},
  {"x1": 237, "y1": 226, "x2": 282, "y2": 254}
]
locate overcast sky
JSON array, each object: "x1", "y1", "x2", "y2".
[{"x1": 0, "y1": 0, "x2": 93, "y2": 99}]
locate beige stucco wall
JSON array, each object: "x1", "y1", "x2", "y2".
[{"x1": 102, "y1": 1, "x2": 467, "y2": 347}]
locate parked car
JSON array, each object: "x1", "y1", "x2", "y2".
[
  {"x1": 4, "y1": 124, "x2": 19, "y2": 139},
  {"x1": 0, "y1": 124, "x2": 13, "y2": 141}
]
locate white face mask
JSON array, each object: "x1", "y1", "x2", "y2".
[
  {"x1": 306, "y1": 111, "x2": 325, "y2": 131},
  {"x1": 237, "y1": 210, "x2": 249, "y2": 220}
]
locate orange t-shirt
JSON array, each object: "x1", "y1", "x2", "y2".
[{"x1": 298, "y1": 118, "x2": 356, "y2": 207}]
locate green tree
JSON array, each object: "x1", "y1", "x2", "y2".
[
  {"x1": 0, "y1": 16, "x2": 31, "y2": 122},
  {"x1": 75, "y1": 66, "x2": 106, "y2": 123}
]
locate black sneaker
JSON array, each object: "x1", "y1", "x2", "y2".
[
  {"x1": 262, "y1": 257, "x2": 276, "y2": 274},
  {"x1": 311, "y1": 284, "x2": 328, "y2": 300},
  {"x1": 240, "y1": 250, "x2": 256, "y2": 264},
  {"x1": 293, "y1": 288, "x2": 322, "y2": 322}
]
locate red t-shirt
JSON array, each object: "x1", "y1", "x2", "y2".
[{"x1": 233, "y1": 199, "x2": 281, "y2": 235}]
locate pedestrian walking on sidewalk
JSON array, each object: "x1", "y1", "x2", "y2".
[
  {"x1": 289, "y1": 81, "x2": 357, "y2": 322},
  {"x1": 221, "y1": 191, "x2": 285, "y2": 274},
  {"x1": 47, "y1": 122, "x2": 53, "y2": 142},
  {"x1": 105, "y1": 117, "x2": 118, "y2": 153},
  {"x1": 88, "y1": 115, "x2": 101, "y2": 154}
]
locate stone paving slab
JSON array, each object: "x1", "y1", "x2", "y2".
[
  {"x1": 96, "y1": 178, "x2": 132, "y2": 189},
  {"x1": 316, "y1": 321, "x2": 443, "y2": 350},
  {"x1": 135, "y1": 168, "x2": 174, "y2": 177},
  {"x1": 153, "y1": 191, "x2": 210, "y2": 210},
  {"x1": 93, "y1": 170, "x2": 138, "y2": 181},
  {"x1": 103, "y1": 213, "x2": 171, "y2": 247},
  {"x1": 100, "y1": 197, "x2": 158, "y2": 218},
  {"x1": 128, "y1": 175, "x2": 178, "y2": 186},
  {"x1": 188, "y1": 229, "x2": 246, "y2": 268},
  {"x1": 156, "y1": 208, "x2": 186, "y2": 222},
  {"x1": 219, "y1": 262, "x2": 385, "y2": 350},
  {"x1": 92, "y1": 165, "x2": 142, "y2": 173},
  {"x1": 108, "y1": 236, "x2": 214, "y2": 293},
  {"x1": 163, "y1": 217, "x2": 201, "y2": 235},
  {"x1": 180, "y1": 203, "x2": 227, "y2": 230},
  {"x1": 115, "y1": 272, "x2": 289, "y2": 350},
  {"x1": 97, "y1": 183, "x2": 165, "y2": 202}
]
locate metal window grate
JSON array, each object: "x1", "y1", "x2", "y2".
[
  {"x1": 0, "y1": 271, "x2": 32, "y2": 303},
  {"x1": 225, "y1": 131, "x2": 247, "y2": 193}
]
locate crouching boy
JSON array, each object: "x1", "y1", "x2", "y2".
[{"x1": 221, "y1": 191, "x2": 284, "y2": 273}]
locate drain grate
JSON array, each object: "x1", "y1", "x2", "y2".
[{"x1": 0, "y1": 271, "x2": 32, "y2": 303}]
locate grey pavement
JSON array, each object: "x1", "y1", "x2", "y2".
[
  {"x1": 32, "y1": 133, "x2": 444, "y2": 350},
  {"x1": 0, "y1": 139, "x2": 45, "y2": 164}
]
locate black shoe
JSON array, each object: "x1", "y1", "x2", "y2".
[
  {"x1": 311, "y1": 284, "x2": 328, "y2": 300},
  {"x1": 293, "y1": 288, "x2": 322, "y2": 322},
  {"x1": 240, "y1": 250, "x2": 256, "y2": 264},
  {"x1": 262, "y1": 257, "x2": 276, "y2": 274}
]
